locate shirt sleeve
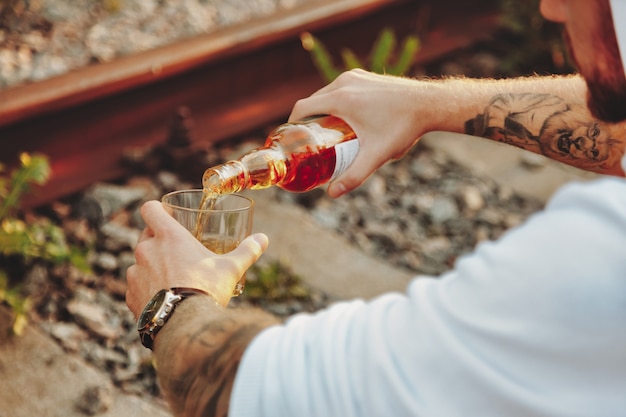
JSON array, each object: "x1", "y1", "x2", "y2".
[{"x1": 230, "y1": 178, "x2": 626, "y2": 417}]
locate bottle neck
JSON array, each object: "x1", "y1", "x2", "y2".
[
  {"x1": 203, "y1": 145, "x2": 287, "y2": 194},
  {"x1": 238, "y1": 146, "x2": 286, "y2": 190},
  {"x1": 202, "y1": 160, "x2": 248, "y2": 195}
]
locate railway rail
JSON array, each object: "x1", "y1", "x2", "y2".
[{"x1": 0, "y1": 0, "x2": 500, "y2": 208}]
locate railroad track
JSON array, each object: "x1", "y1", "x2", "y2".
[{"x1": 0, "y1": 0, "x2": 500, "y2": 208}]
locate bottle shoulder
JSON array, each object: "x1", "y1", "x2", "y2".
[{"x1": 268, "y1": 116, "x2": 355, "y2": 151}]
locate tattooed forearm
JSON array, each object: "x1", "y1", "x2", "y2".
[
  {"x1": 465, "y1": 92, "x2": 626, "y2": 176},
  {"x1": 153, "y1": 296, "x2": 280, "y2": 417}
]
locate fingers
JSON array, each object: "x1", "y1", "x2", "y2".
[
  {"x1": 288, "y1": 70, "x2": 367, "y2": 122},
  {"x1": 289, "y1": 94, "x2": 338, "y2": 123},
  {"x1": 137, "y1": 226, "x2": 154, "y2": 246},
  {"x1": 328, "y1": 164, "x2": 368, "y2": 198},
  {"x1": 140, "y1": 200, "x2": 183, "y2": 235},
  {"x1": 125, "y1": 266, "x2": 142, "y2": 319},
  {"x1": 328, "y1": 145, "x2": 384, "y2": 198}
]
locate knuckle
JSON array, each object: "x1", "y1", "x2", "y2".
[
  {"x1": 343, "y1": 68, "x2": 366, "y2": 80},
  {"x1": 291, "y1": 99, "x2": 306, "y2": 115},
  {"x1": 133, "y1": 241, "x2": 149, "y2": 264}
]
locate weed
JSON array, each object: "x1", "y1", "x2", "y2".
[
  {"x1": 244, "y1": 259, "x2": 311, "y2": 303},
  {"x1": 301, "y1": 28, "x2": 420, "y2": 83},
  {"x1": 0, "y1": 153, "x2": 89, "y2": 335}
]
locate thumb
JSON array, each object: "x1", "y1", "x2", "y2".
[
  {"x1": 231, "y1": 233, "x2": 269, "y2": 266},
  {"x1": 328, "y1": 147, "x2": 383, "y2": 198}
]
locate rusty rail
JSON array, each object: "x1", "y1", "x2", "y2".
[{"x1": 0, "y1": 0, "x2": 500, "y2": 207}]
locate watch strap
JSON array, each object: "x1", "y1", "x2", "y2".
[
  {"x1": 138, "y1": 287, "x2": 211, "y2": 350},
  {"x1": 171, "y1": 287, "x2": 211, "y2": 298}
]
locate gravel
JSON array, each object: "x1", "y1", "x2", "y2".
[
  {"x1": 279, "y1": 141, "x2": 545, "y2": 276},
  {"x1": 0, "y1": 0, "x2": 316, "y2": 88}
]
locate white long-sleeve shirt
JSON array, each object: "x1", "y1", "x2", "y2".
[{"x1": 230, "y1": 176, "x2": 626, "y2": 417}]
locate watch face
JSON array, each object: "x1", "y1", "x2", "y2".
[{"x1": 138, "y1": 289, "x2": 167, "y2": 330}]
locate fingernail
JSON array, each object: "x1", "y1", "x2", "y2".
[
  {"x1": 252, "y1": 233, "x2": 269, "y2": 249},
  {"x1": 329, "y1": 182, "x2": 347, "y2": 198}
]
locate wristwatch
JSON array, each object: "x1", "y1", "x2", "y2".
[{"x1": 137, "y1": 287, "x2": 209, "y2": 350}]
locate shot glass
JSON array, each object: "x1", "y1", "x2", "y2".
[{"x1": 161, "y1": 189, "x2": 254, "y2": 296}]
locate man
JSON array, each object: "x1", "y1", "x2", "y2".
[{"x1": 126, "y1": 1, "x2": 626, "y2": 416}]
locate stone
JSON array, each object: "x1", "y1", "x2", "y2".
[
  {"x1": 75, "y1": 384, "x2": 114, "y2": 415},
  {"x1": 93, "y1": 252, "x2": 119, "y2": 271},
  {"x1": 459, "y1": 185, "x2": 485, "y2": 212},
  {"x1": 84, "y1": 183, "x2": 149, "y2": 219},
  {"x1": 100, "y1": 222, "x2": 141, "y2": 252},
  {"x1": 44, "y1": 321, "x2": 89, "y2": 352},
  {"x1": 66, "y1": 299, "x2": 120, "y2": 340},
  {"x1": 430, "y1": 196, "x2": 460, "y2": 224}
]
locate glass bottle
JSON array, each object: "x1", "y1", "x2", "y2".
[{"x1": 202, "y1": 115, "x2": 359, "y2": 194}]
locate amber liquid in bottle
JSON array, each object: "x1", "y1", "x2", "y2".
[
  {"x1": 201, "y1": 115, "x2": 358, "y2": 197},
  {"x1": 197, "y1": 115, "x2": 357, "y2": 234}
]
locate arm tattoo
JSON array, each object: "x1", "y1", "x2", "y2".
[
  {"x1": 465, "y1": 93, "x2": 625, "y2": 175},
  {"x1": 153, "y1": 297, "x2": 280, "y2": 417}
]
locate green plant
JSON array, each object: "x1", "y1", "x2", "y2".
[
  {"x1": 0, "y1": 153, "x2": 49, "y2": 219},
  {"x1": 0, "y1": 270, "x2": 31, "y2": 335},
  {"x1": 0, "y1": 153, "x2": 88, "y2": 335},
  {"x1": 301, "y1": 28, "x2": 421, "y2": 83},
  {"x1": 244, "y1": 260, "x2": 311, "y2": 303}
]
